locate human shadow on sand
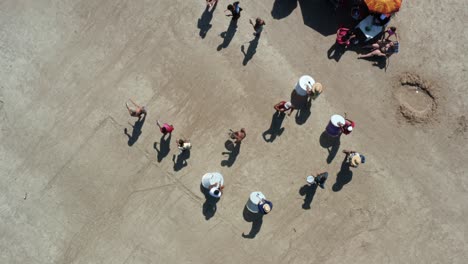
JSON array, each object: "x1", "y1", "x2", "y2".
[
  {"x1": 200, "y1": 184, "x2": 220, "y2": 220},
  {"x1": 124, "y1": 115, "x2": 146, "y2": 146},
  {"x1": 271, "y1": 0, "x2": 298, "y2": 20},
  {"x1": 154, "y1": 134, "x2": 171, "y2": 162},
  {"x1": 299, "y1": 183, "x2": 318, "y2": 209},
  {"x1": 262, "y1": 112, "x2": 285, "y2": 142},
  {"x1": 221, "y1": 140, "x2": 240, "y2": 167},
  {"x1": 241, "y1": 35, "x2": 259, "y2": 66},
  {"x1": 198, "y1": 2, "x2": 217, "y2": 38},
  {"x1": 319, "y1": 131, "x2": 341, "y2": 164},
  {"x1": 172, "y1": 150, "x2": 190, "y2": 171},
  {"x1": 332, "y1": 155, "x2": 353, "y2": 191},
  {"x1": 295, "y1": 98, "x2": 312, "y2": 125},
  {"x1": 217, "y1": 19, "x2": 238, "y2": 50},
  {"x1": 197, "y1": 1, "x2": 218, "y2": 39},
  {"x1": 242, "y1": 206, "x2": 263, "y2": 239}
]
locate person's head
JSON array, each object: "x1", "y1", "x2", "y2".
[
  {"x1": 161, "y1": 127, "x2": 167, "y2": 133},
  {"x1": 347, "y1": 126, "x2": 353, "y2": 132},
  {"x1": 178, "y1": 139, "x2": 184, "y2": 146},
  {"x1": 262, "y1": 203, "x2": 271, "y2": 214},
  {"x1": 240, "y1": 128, "x2": 246, "y2": 133},
  {"x1": 256, "y1": 18, "x2": 265, "y2": 25},
  {"x1": 389, "y1": 26, "x2": 397, "y2": 33},
  {"x1": 227, "y1": 4, "x2": 234, "y2": 11}
]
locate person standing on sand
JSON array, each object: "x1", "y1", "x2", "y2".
[
  {"x1": 225, "y1": 2, "x2": 242, "y2": 20},
  {"x1": 338, "y1": 113, "x2": 355, "y2": 135},
  {"x1": 229, "y1": 128, "x2": 246, "y2": 144},
  {"x1": 177, "y1": 138, "x2": 192, "y2": 153},
  {"x1": 307, "y1": 171, "x2": 329, "y2": 189},
  {"x1": 250, "y1": 18, "x2": 265, "y2": 37},
  {"x1": 343, "y1": 150, "x2": 366, "y2": 168},
  {"x1": 208, "y1": 182, "x2": 224, "y2": 198},
  {"x1": 126, "y1": 99, "x2": 147, "y2": 119},
  {"x1": 274, "y1": 101, "x2": 295, "y2": 116},
  {"x1": 306, "y1": 83, "x2": 323, "y2": 101},
  {"x1": 258, "y1": 198, "x2": 273, "y2": 215},
  {"x1": 206, "y1": 0, "x2": 218, "y2": 8},
  {"x1": 157, "y1": 120, "x2": 174, "y2": 136}
]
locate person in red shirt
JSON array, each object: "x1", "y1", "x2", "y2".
[
  {"x1": 156, "y1": 120, "x2": 174, "y2": 136},
  {"x1": 338, "y1": 113, "x2": 355, "y2": 135},
  {"x1": 274, "y1": 101, "x2": 295, "y2": 116}
]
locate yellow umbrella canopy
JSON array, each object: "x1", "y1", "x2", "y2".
[{"x1": 364, "y1": 0, "x2": 402, "y2": 14}]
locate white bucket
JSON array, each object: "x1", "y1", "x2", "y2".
[{"x1": 294, "y1": 75, "x2": 315, "y2": 97}]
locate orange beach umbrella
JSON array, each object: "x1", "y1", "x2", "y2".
[{"x1": 364, "y1": 0, "x2": 402, "y2": 14}]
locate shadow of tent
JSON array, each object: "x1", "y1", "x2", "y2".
[{"x1": 298, "y1": 0, "x2": 344, "y2": 36}]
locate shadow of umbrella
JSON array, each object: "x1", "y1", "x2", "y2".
[{"x1": 298, "y1": 0, "x2": 340, "y2": 36}]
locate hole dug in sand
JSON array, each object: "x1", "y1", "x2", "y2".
[{"x1": 396, "y1": 73, "x2": 438, "y2": 124}]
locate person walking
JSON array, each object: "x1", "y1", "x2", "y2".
[
  {"x1": 225, "y1": 1, "x2": 242, "y2": 20},
  {"x1": 343, "y1": 149, "x2": 366, "y2": 168},
  {"x1": 307, "y1": 172, "x2": 329, "y2": 189},
  {"x1": 250, "y1": 18, "x2": 265, "y2": 37},
  {"x1": 157, "y1": 120, "x2": 174, "y2": 136},
  {"x1": 229, "y1": 128, "x2": 246, "y2": 144},
  {"x1": 126, "y1": 99, "x2": 147, "y2": 119},
  {"x1": 177, "y1": 138, "x2": 192, "y2": 153},
  {"x1": 274, "y1": 101, "x2": 295, "y2": 116}
]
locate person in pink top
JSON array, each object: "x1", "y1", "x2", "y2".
[{"x1": 156, "y1": 120, "x2": 174, "y2": 136}]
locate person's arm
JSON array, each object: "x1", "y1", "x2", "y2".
[{"x1": 129, "y1": 99, "x2": 139, "y2": 107}]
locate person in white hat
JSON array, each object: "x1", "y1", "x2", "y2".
[
  {"x1": 343, "y1": 149, "x2": 366, "y2": 168},
  {"x1": 208, "y1": 182, "x2": 224, "y2": 198},
  {"x1": 338, "y1": 112, "x2": 355, "y2": 135}
]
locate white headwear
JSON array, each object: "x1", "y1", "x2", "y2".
[{"x1": 347, "y1": 126, "x2": 353, "y2": 132}]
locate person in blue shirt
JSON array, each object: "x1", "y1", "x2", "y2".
[{"x1": 226, "y1": 2, "x2": 242, "y2": 20}]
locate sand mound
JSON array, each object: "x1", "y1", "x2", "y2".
[{"x1": 396, "y1": 73, "x2": 438, "y2": 124}]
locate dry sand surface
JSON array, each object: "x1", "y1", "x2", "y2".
[{"x1": 1, "y1": 0, "x2": 467, "y2": 263}]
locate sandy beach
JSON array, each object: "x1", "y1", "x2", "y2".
[{"x1": 1, "y1": 0, "x2": 467, "y2": 263}]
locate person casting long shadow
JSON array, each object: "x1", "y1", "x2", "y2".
[
  {"x1": 241, "y1": 206, "x2": 263, "y2": 239},
  {"x1": 221, "y1": 140, "x2": 240, "y2": 167},
  {"x1": 124, "y1": 114, "x2": 146, "y2": 146},
  {"x1": 262, "y1": 111, "x2": 285, "y2": 142},
  {"x1": 154, "y1": 134, "x2": 171, "y2": 162},
  {"x1": 299, "y1": 183, "x2": 317, "y2": 209},
  {"x1": 241, "y1": 35, "x2": 259, "y2": 65},
  {"x1": 332, "y1": 155, "x2": 353, "y2": 192},
  {"x1": 198, "y1": 1, "x2": 218, "y2": 38},
  {"x1": 217, "y1": 19, "x2": 238, "y2": 50},
  {"x1": 200, "y1": 184, "x2": 220, "y2": 220},
  {"x1": 327, "y1": 42, "x2": 346, "y2": 62},
  {"x1": 319, "y1": 131, "x2": 341, "y2": 164}
]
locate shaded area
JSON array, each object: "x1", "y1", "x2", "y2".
[
  {"x1": 299, "y1": 183, "x2": 317, "y2": 209},
  {"x1": 241, "y1": 35, "x2": 259, "y2": 66},
  {"x1": 262, "y1": 111, "x2": 285, "y2": 142},
  {"x1": 332, "y1": 155, "x2": 353, "y2": 191},
  {"x1": 298, "y1": 0, "x2": 341, "y2": 36},
  {"x1": 124, "y1": 115, "x2": 146, "y2": 146},
  {"x1": 154, "y1": 134, "x2": 171, "y2": 162},
  {"x1": 200, "y1": 184, "x2": 220, "y2": 220},
  {"x1": 221, "y1": 140, "x2": 240, "y2": 167},
  {"x1": 327, "y1": 42, "x2": 347, "y2": 62},
  {"x1": 271, "y1": 0, "x2": 298, "y2": 19},
  {"x1": 217, "y1": 19, "x2": 238, "y2": 51},
  {"x1": 197, "y1": 2, "x2": 217, "y2": 39},
  {"x1": 319, "y1": 131, "x2": 341, "y2": 164},
  {"x1": 242, "y1": 206, "x2": 263, "y2": 239},
  {"x1": 295, "y1": 98, "x2": 312, "y2": 125},
  {"x1": 172, "y1": 150, "x2": 190, "y2": 171},
  {"x1": 358, "y1": 55, "x2": 388, "y2": 70}
]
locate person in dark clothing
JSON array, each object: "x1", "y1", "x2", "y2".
[
  {"x1": 226, "y1": 1, "x2": 242, "y2": 20},
  {"x1": 257, "y1": 199, "x2": 273, "y2": 214},
  {"x1": 314, "y1": 172, "x2": 329, "y2": 189}
]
